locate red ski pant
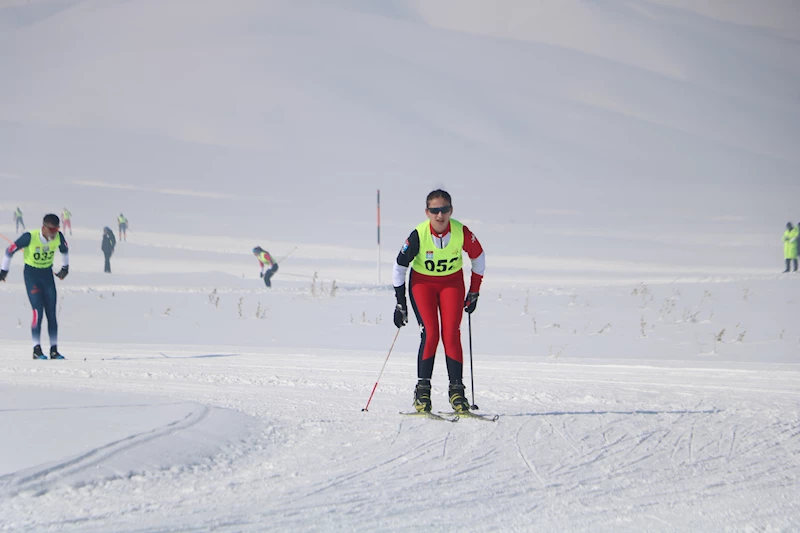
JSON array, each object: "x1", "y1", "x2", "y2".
[{"x1": 409, "y1": 271, "x2": 465, "y2": 382}]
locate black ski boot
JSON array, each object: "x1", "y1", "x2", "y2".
[
  {"x1": 49, "y1": 345, "x2": 65, "y2": 360},
  {"x1": 449, "y1": 383, "x2": 471, "y2": 413},
  {"x1": 413, "y1": 379, "x2": 432, "y2": 412},
  {"x1": 32, "y1": 345, "x2": 47, "y2": 360}
]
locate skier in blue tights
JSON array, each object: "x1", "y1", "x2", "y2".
[{"x1": 0, "y1": 214, "x2": 70, "y2": 359}]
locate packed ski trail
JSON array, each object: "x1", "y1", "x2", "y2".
[{"x1": 1, "y1": 341, "x2": 798, "y2": 532}]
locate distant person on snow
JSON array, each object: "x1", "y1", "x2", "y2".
[
  {"x1": 253, "y1": 246, "x2": 278, "y2": 288},
  {"x1": 785, "y1": 222, "x2": 799, "y2": 273},
  {"x1": 0, "y1": 214, "x2": 69, "y2": 360},
  {"x1": 13, "y1": 207, "x2": 24, "y2": 233},
  {"x1": 102, "y1": 226, "x2": 116, "y2": 273},
  {"x1": 392, "y1": 189, "x2": 485, "y2": 414},
  {"x1": 62, "y1": 208, "x2": 72, "y2": 236},
  {"x1": 118, "y1": 213, "x2": 128, "y2": 242}
]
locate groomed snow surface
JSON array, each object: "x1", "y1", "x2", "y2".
[{"x1": 1, "y1": 236, "x2": 798, "y2": 532}]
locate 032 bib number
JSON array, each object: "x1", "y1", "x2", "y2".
[{"x1": 33, "y1": 250, "x2": 56, "y2": 264}]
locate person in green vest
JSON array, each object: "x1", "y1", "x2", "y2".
[
  {"x1": 392, "y1": 189, "x2": 486, "y2": 413},
  {"x1": 784, "y1": 222, "x2": 799, "y2": 273},
  {"x1": 253, "y1": 247, "x2": 279, "y2": 287},
  {"x1": 62, "y1": 208, "x2": 72, "y2": 236},
  {"x1": 118, "y1": 213, "x2": 128, "y2": 242},
  {"x1": 13, "y1": 207, "x2": 25, "y2": 233},
  {"x1": 0, "y1": 214, "x2": 70, "y2": 359}
]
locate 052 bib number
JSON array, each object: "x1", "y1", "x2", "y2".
[{"x1": 424, "y1": 258, "x2": 458, "y2": 273}]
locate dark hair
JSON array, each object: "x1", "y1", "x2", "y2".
[
  {"x1": 426, "y1": 189, "x2": 452, "y2": 208},
  {"x1": 43, "y1": 214, "x2": 60, "y2": 227}
]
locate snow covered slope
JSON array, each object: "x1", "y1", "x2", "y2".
[{"x1": 0, "y1": 1, "x2": 798, "y2": 531}]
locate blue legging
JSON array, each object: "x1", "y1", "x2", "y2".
[{"x1": 24, "y1": 266, "x2": 58, "y2": 347}]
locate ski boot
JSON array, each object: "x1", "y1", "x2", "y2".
[
  {"x1": 449, "y1": 383, "x2": 471, "y2": 413},
  {"x1": 32, "y1": 345, "x2": 47, "y2": 360},
  {"x1": 49, "y1": 345, "x2": 65, "y2": 360},
  {"x1": 413, "y1": 379, "x2": 432, "y2": 412}
]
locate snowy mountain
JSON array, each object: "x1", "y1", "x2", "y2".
[{"x1": 0, "y1": 1, "x2": 798, "y2": 531}]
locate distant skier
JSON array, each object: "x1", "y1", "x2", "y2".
[
  {"x1": 784, "y1": 222, "x2": 798, "y2": 273},
  {"x1": 253, "y1": 246, "x2": 279, "y2": 288},
  {"x1": 118, "y1": 213, "x2": 128, "y2": 241},
  {"x1": 62, "y1": 208, "x2": 72, "y2": 236},
  {"x1": 13, "y1": 207, "x2": 24, "y2": 233},
  {"x1": 393, "y1": 189, "x2": 485, "y2": 413},
  {"x1": 102, "y1": 226, "x2": 116, "y2": 273},
  {"x1": 0, "y1": 214, "x2": 69, "y2": 359}
]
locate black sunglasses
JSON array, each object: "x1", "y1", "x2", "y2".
[{"x1": 427, "y1": 205, "x2": 452, "y2": 215}]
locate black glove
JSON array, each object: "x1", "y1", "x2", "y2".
[
  {"x1": 259, "y1": 272, "x2": 264, "y2": 278},
  {"x1": 55, "y1": 266, "x2": 69, "y2": 280},
  {"x1": 464, "y1": 292, "x2": 479, "y2": 314},
  {"x1": 0, "y1": 270, "x2": 7, "y2": 282},
  {"x1": 394, "y1": 303, "x2": 408, "y2": 328},
  {"x1": 394, "y1": 285, "x2": 408, "y2": 328}
]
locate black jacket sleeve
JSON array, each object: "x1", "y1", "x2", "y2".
[
  {"x1": 58, "y1": 232, "x2": 69, "y2": 253},
  {"x1": 5, "y1": 232, "x2": 31, "y2": 256},
  {"x1": 395, "y1": 230, "x2": 420, "y2": 268}
]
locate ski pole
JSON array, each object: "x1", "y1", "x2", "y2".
[
  {"x1": 277, "y1": 246, "x2": 298, "y2": 264},
  {"x1": 0, "y1": 232, "x2": 11, "y2": 244},
  {"x1": 468, "y1": 313, "x2": 479, "y2": 410},
  {"x1": 362, "y1": 328, "x2": 401, "y2": 412}
]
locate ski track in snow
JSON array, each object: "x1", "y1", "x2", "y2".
[
  {"x1": 0, "y1": 344, "x2": 798, "y2": 532},
  {"x1": 0, "y1": 405, "x2": 211, "y2": 498}
]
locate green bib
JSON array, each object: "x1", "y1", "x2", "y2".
[
  {"x1": 23, "y1": 229, "x2": 60, "y2": 269},
  {"x1": 257, "y1": 251, "x2": 273, "y2": 266},
  {"x1": 411, "y1": 219, "x2": 464, "y2": 276}
]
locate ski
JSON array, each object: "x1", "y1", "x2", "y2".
[
  {"x1": 439, "y1": 411, "x2": 499, "y2": 422},
  {"x1": 400, "y1": 411, "x2": 459, "y2": 422}
]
